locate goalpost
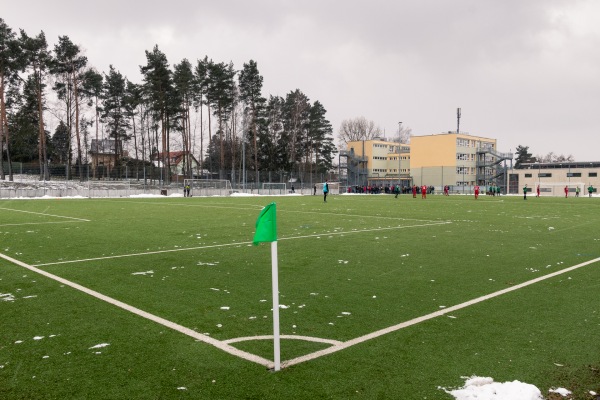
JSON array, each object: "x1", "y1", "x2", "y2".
[
  {"x1": 315, "y1": 181, "x2": 340, "y2": 194},
  {"x1": 262, "y1": 182, "x2": 287, "y2": 195},
  {"x1": 86, "y1": 180, "x2": 133, "y2": 198},
  {"x1": 538, "y1": 182, "x2": 584, "y2": 197},
  {"x1": 183, "y1": 179, "x2": 232, "y2": 196}
]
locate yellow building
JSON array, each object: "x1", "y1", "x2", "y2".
[
  {"x1": 411, "y1": 132, "x2": 504, "y2": 188},
  {"x1": 342, "y1": 132, "x2": 512, "y2": 191},
  {"x1": 342, "y1": 138, "x2": 411, "y2": 187}
]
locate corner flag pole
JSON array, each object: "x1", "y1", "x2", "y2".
[
  {"x1": 253, "y1": 202, "x2": 281, "y2": 371},
  {"x1": 271, "y1": 240, "x2": 281, "y2": 371}
]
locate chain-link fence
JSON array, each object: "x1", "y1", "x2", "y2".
[{"x1": 0, "y1": 162, "x2": 342, "y2": 199}]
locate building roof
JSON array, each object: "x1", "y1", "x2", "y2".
[
  {"x1": 153, "y1": 151, "x2": 200, "y2": 166},
  {"x1": 90, "y1": 138, "x2": 119, "y2": 154},
  {"x1": 521, "y1": 161, "x2": 600, "y2": 169}
]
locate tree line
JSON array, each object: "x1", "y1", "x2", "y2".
[
  {"x1": 0, "y1": 18, "x2": 336, "y2": 183},
  {"x1": 514, "y1": 145, "x2": 574, "y2": 168}
]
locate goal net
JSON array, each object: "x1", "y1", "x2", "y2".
[
  {"x1": 184, "y1": 179, "x2": 232, "y2": 196},
  {"x1": 262, "y1": 182, "x2": 287, "y2": 194},
  {"x1": 315, "y1": 181, "x2": 340, "y2": 194},
  {"x1": 538, "y1": 182, "x2": 584, "y2": 197}
]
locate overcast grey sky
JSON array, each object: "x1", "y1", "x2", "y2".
[{"x1": 4, "y1": 0, "x2": 600, "y2": 160}]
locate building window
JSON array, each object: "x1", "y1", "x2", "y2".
[
  {"x1": 525, "y1": 174, "x2": 532, "y2": 178},
  {"x1": 567, "y1": 172, "x2": 581, "y2": 177},
  {"x1": 538, "y1": 173, "x2": 552, "y2": 178},
  {"x1": 589, "y1": 172, "x2": 598, "y2": 177},
  {"x1": 457, "y1": 138, "x2": 470, "y2": 147}
]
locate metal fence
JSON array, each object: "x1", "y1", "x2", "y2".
[
  {"x1": 1, "y1": 161, "x2": 340, "y2": 198},
  {"x1": 0, "y1": 181, "x2": 164, "y2": 199}
]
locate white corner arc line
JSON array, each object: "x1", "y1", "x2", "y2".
[
  {"x1": 282, "y1": 256, "x2": 600, "y2": 368},
  {"x1": 224, "y1": 335, "x2": 343, "y2": 346},
  {"x1": 0, "y1": 252, "x2": 272, "y2": 369}
]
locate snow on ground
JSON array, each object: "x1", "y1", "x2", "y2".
[
  {"x1": 2, "y1": 176, "x2": 599, "y2": 199},
  {"x1": 88, "y1": 343, "x2": 110, "y2": 349},
  {"x1": 549, "y1": 387, "x2": 572, "y2": 397},
  {"x1": 443, "y1": 376, "x2": 575, "y2": 400},
  {"x1": 1, "y1": 177, "x2": 591, "y2": 395}
]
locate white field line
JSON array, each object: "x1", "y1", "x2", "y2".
[
  {"x1": 5, "y1": 219, "x2": 597, "y2": 370},
  {"x1": 0, "y1": 221, "x2": 84, "y2": 227},
  {"x1": 281, "y1": 256, "x2": 600, "y2": 368},
  {"x1": 0, "y1": 207, "x2": 91, "y2": 222},
  {"x1": 0, "y1": 251, "x2": 273, "y2": 369},
  {"x1": 123, "y1": 200, "x2": 265, "y2": 211},
  {"x1": 5, "y1": 251, "x2": 598, "y2": 371},
  {"x1": 33, "y1": 242, "x2": 251, "y2": 267},
  {"x1": 3, "y1": 215, "x2": 449, "y2": 370},
  {"x1": 283, "y1": 210, "x2": 439, "y2": 223},
  {"x1": 123, "y1": 199, "x2": 438, "y2": 222},
  {"x1": 32, "y1": 221, "x2": 451, "y2": 267}
]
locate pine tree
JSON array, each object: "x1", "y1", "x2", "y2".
[
  {"x1": 7, "y1": 75, "x2": 44, "y2": 163},
  {"x1": 101, "y1": 65, "x2": 130, "y2": 178},
  {"x1": 140, "y1": 45, "x2": 172, "y2": 183},
  {"x1": 19, "y1": 29, "x2": 51, "y2": 180},
  {"x1": 50, "y1": 120, "x2": 69, "y2": 164},
  {"x1": 206, "y1": 61, "x2": 236, "y2": 177},
  {"x1": 173, "y1": 58, "x2": 195, "y2": 177},
  {"x1": 0, "y1": 18, "x2": 20, "y2": 180},
  {"x1": 514, "y1": 145, "x2": 536, "y2": 169},
  {"x1": 309, "y1": 100, "x2": 334, "y2": 175},
  {"x1": 123, "y1": 80, "x2": 143, "y2": 177},
  {"x1": 51, "y1": 35, "x2": 88, "y2": 180},
  {"x1": 238, "y1": 60, "x2": 265, "y2": 182},
  {"x1": 81, "y1": 69, "x2": 103, "y2": 178},
  {"x1": 194, "y1": 56, "x2": 211, "y2": 176},
  {"x1": 283, "y1": 89, "x2": 310, "y2": 179},
  {"x1": 261, "y1": 95, "x2": 285, "y2": 174}
]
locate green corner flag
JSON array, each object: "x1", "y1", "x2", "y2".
[
  {"x1": 253, "y1": 202, "x2": 277, "y2": 245},
  {"x1": 253, "y1": 202, "x2": 282, "y2": 370}
]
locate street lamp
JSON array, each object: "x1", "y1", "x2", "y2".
[
  {"x1": 398, "y1": 122, "x2": 402, "y2": 187},
  {"x1": 242, "y1": 139, "x2": 246, "y2": 190}
]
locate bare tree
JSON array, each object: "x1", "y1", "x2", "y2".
[
  {"x1": 337, "y1": 116, "x2": 380, "y2": 147},
  {"x1": 394, "y1": 124, "x2": 412, "y2": 144},
  {"x1": 535, "y1": 152, "x2": 575, "y2": 163}
]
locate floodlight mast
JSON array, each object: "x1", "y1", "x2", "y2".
[
  {"x1": 398, "y1": 122, "x2": 402, "y2": 186},
  {"x1": 457, "y1": 108, "x2": 461, "y2": 134}
]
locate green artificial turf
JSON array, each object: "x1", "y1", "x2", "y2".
[{"x1": 0, "y1": 194, "x2": 599, "y2": 399}]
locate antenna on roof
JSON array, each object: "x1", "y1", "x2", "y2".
[{"x1": 457, "y1": 107, "x2": 461, "y2": 134}]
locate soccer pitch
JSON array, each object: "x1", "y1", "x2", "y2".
[{"x1": 1, "y1": 194, "x2": 599, "y2": 399}]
